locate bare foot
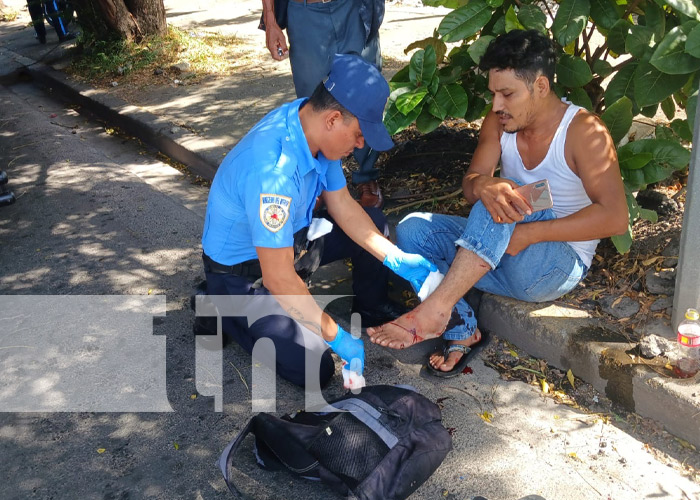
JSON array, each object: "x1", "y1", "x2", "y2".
[
  {"x1": 367, "y1": 302, "x2": 451, "y2": 349},
  {"x1": 428, "y1": 329, "x2": 482, "y2": 372}
]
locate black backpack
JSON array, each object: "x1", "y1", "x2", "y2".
[{"x1": 218, "y1": 385, "x2": 452, "y2": 499}]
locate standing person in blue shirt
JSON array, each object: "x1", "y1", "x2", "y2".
[
  {"x1": 260, "y1": 0, "x2": 386, "y2": 209},
  {"x1": 198, "y1": 54, "x2": 436, "y2": 388}
]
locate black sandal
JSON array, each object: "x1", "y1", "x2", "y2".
[{"x1": 426, "y1": 331, "x2": 489, "y2": 378}]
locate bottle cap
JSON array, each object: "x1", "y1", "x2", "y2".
[{"x1": 685, "y1": 308, "x2": 699, "y2": 321}]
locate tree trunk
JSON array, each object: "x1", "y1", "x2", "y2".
[{"x1": 74, "y1": 0, "x2": 166, "y2": 42}]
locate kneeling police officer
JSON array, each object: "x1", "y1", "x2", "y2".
[{"x1": 198, "y1": 54, "x2": 435, "y2": 388}]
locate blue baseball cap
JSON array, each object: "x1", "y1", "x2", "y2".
[{"x1": 323, "y1": 54, "x2": 394, "y2": 151}]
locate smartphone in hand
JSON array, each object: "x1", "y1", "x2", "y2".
[{"x1": 515, "y1": 179, "x2": 553, "y2": 213}]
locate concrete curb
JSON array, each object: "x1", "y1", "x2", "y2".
[
  {"x1": 479, "y1": 295, "x2": 700, "y2": 448},
  {"x1": 4, "y1": 45, "x2": 699, "y2": 451},
  {"x1": 1, "y1": 47, "x2": 220, "y2": 180}
]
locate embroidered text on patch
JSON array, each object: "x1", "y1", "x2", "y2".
[{"x1": 260, "y1": 194, "x2": 292, "y2": 233}]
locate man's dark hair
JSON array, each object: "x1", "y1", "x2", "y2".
[
  {"x1": 307, "y1": 83, "x2": 355, "y2": 121},
  {"x1": 478, "y1": 30, "x2": 557, "y2": 87}
]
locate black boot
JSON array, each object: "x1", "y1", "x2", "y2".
[{"x1": 191, "y1": 280, "x2": 229, "y2": 346}]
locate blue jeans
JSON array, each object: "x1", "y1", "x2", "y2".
[
  {"x1": 287, "y1": 0, "x2": 382, "y2": 184},
  {"x1": 396, "y1": 202, "x2": 588, "y2": 341}
]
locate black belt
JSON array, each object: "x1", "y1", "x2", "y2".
[{"x1": 202, "y1": 253, "x2": 263, "y2": 280}]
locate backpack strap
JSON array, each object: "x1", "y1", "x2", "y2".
[{"x1": 218, "y1": 418, "x2": 254, "y2": 499}]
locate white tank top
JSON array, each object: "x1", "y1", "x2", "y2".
[{"x1": 500, "y1": 101, "x2": 598, "y2": 268}]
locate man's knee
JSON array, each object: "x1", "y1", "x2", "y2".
[
  {"x1": 396, "y1": 212, "x2": 432, "y2": 251},
  {"x1": 468, "y1": 200, "x2": 491, "y2": 221}
]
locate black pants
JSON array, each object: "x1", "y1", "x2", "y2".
[
  {"x1": 203, "y1": 207, "x2": 390, "y2": 388},
  {"x1": 27, "y1": 0, "x2": 69, "y2": 39}
]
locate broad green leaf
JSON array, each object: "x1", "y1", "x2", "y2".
[
  {"x1": 487, "y1": 0, "x2": 504, "y2": 7},
  {"x1": 567, "y1": 87, "x2": 593, "y2": 110},
  {"x1": 447, "y1": 45, "x2": 475, "y2": 70},
  {"x1": 389, "y1": 80, "x2": 413, "y2": 92},
  {"x1": 552, "y1": 0, "x2": 591, "y2": 47},
  {"x1": 608, "y1": 19, "x2": 633, "y2": 55},
  {"x1": 643, "y1": 1, "x2": 666, "y2": 41},
  {"x1": 435, "y1": 83, "x2": 470, "y2": 117},
  {"x1": 465, "y1": 96, "x2": 488, "y2": 121},
  {"x1": 655, "y1": 124, "x2": 678, "y2": 141},
  {"x1": 384, "y1": 101, "x2": 423, "y2": 135},
  {"x1": 593, "y1": 59, "x2": 613, "y2": 79},
  {"x1": 634, "y1": 61, "x2": 690, "y2": 108},
  {"x1": 618, "y1": 149, "x2": 653, "y2": 170},
  {"x1": 492, "y1": 13, "x2": 506, "y2": 36},
  {"x1": 590, "y1": 0, "x2": 620, "y2": 31},
  {"x1": 661, "y1": 0, "x2": 698, "y2": 19},
  {"x1": 601, "y1": 96, "x2": 633, "y2": 145},
  {"x1": 467, "y1": 36, "x2": 495, "y2": 65},
  {"x1": 438, "y1": 0, "x2": 493, "y2": 43},
  {"x1": 395, "y1": 87, "x2": 429, "y2": 115},
  {"x1": 404, "y1": 36, "x2": 448, "y2": 65},
  {"x1": 388, "y1": 86, "x2": 412, "y2": 103},
  {"x1": 641, "y1": 103, "x2": 659, "y2": 117},
  {"x1": 661, "y1": 96, "x2": 677, "y2": 120},
  {"x1": 626, "y1": 25, "x2": 656, "y2": 59},
  {"x1": 556, "y1": 54, "x2": 594, "y2": 87},
  {"x1": 438, "y1": 65, "x2": 463, "y2": 85},
  {"x1": 505, "y1": 5, "x2": 525, "y2": 32},
  {"x1": 639, "y1": 208, "x2": 659, "y2": 222},
  {"x1": 641, "y1": 162, "x2": 684, "y2": 186},
  {"x1": 670, "y1": 118, "x2": 693, "y2": 140},
  {"x1": 605, "y1": 61, "x2": 637, "y2": 108},
  {"x1": 621, "y1": 166, "x2": 648, "y2": 191},
  {"x1": 427, "y1": 94, "x2": 448, "y2": 120},
  {"x1": 409, "y1": 46, "x2": 437, "y2": 86},
  {"x1": 390, "y1": 65, "x2": 411, "y2": 84},
  {"x1": 429, "y1": 74, "x2": 440, "y2": 96},
  {"x1": 687, "y1": 23, "x2": 700, "y2": 57},
  {"x1": 473, "y1": 73, "x2": 490, "y2": 94},
  {"x1": 517, "y1": 4, "x2": 547, "y2": 33},
  {"x1": 650, "y1": 23, "x2": 700, "y2": 75},
  {"x1": 621, "y1": 139, "x2": 691, "y2": 173},
  {"x1": 611, "y1": 229, "x2": 633, "y2": 254},
  {"x1": 416, "y1": 106, "x2": 443, "y2": 133}
]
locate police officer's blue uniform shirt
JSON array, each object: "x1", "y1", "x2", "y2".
[{"x1": 202, "y1": 98, "x2": 347, "y2": 265}]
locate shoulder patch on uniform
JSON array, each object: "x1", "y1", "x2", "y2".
[{"x1": 259, "y1": 194, "x2": 292, "y2": 233}]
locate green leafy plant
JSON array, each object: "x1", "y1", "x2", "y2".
[
  {"x1": 70, "y1": 26, "x2": 241, "y2": 83},
  {"x1": 387, "y1": 0, "x2": 698, "y2": 253}
]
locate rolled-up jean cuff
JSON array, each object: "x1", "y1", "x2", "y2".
[
  {"x1": 443, "y1": 327, "x2": 475, "y2": 341},
  {"x1": 454, "y1": 237, "x2": 498, "y2": 270}
]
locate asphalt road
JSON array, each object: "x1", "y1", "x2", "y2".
[{"x1": 0, "y1": 76, "x2": 699, "y2": 499}]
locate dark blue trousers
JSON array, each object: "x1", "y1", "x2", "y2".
[
  {"x1": 26, "y1": 0, "x2": 70, "y2": 39},
  {"x1": 204, "y1": 208, "x2": 389, "y2": 388}
]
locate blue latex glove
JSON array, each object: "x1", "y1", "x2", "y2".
[
  {"x1": 383, "y1": 246, "x2": 438, "y2": 292},
  {"x1": 325, "y1": 325, "x2": 365, "y2": 375}
]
